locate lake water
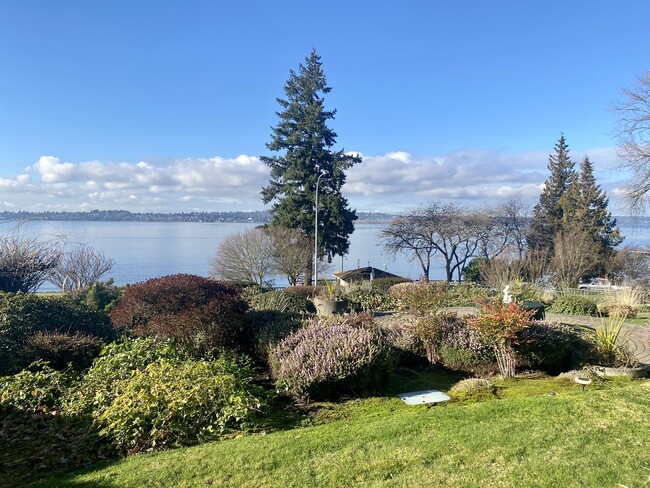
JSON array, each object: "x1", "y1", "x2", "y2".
[{"x1": 2, "y1": 219, "x2": 649, "y2": 292}]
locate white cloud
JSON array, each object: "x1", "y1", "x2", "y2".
[{"x1": 0, "y1": 146, "x2": 630, "y2": 213}]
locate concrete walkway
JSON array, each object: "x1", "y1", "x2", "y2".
[
  {"x1": 375, "y1": 307, "x2": 650, "y2": 366},
  {"x1": 545, "y1": 312, "x2": 650, "y2": 366}
]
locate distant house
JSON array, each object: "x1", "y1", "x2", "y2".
[{"x1": 333, "y1": 266, "x2": 407, "y2": 288}]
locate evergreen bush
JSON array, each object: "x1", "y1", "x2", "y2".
[
  {"x1": 270, "y1": 315, "x2": 392, "y2": 402},
  {"x1": 249, "y1": 289, "x2": 315, "y2": 314},
  {"x1": 0, "y1": 293, "x2": 114, "y2": 374},
  {"x1": 549, "y1": 294, "x2": 599, "y2": 316},
  {"x1": 515, "y1": 321, "x2": 592, "y2": 374}
]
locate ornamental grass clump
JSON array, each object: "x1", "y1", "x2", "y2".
[
  {"x1": 589, "y1": 314, "x2": 636, "y2": 367},
  {"x1": 597, "y1": 286, "x2": 645, "y2": 318},
  {"x1": 470, "y1": 301, "x2": 533, "y2": 378},
  {"x1": 270, "y1": 315, "x2": 392, "y2": 402}
]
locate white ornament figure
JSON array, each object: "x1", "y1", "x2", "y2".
[{"x1": 503, "y1": 285, "x2": 513, "y2": 304}]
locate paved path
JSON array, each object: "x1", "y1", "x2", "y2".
[
  {"x1": 375, "y1": 307, "x2": 650, "y2": 366},
  {"x1": 545, "y1": 312, "x2": 650, "y2": 366}
]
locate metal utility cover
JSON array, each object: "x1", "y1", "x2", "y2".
[{"x1": 398, "y1": 389, "x2": 450, "y2": 405}]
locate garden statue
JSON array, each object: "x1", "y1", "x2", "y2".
[{"x1": 502, "y1": 285, "x2": 512, "y2": 304}]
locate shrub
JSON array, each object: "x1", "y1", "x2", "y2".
[
  {"x1": 270, "y1": 315, "x2": 392, "y2": 402},
  {"x1": 425, "y1": 314, "x2": 494, "y2": 373},
  {"x1": 0, "y1": 293, "x2": 114, "y2": 374},
  {"x1": 415, "y1": 312, "x2": 457, "y2": 364},
  {"x1": 283, "y1": 286, "x2": 320, "y2": 299},
  {"x1": 379, "y1": 318, "x2": 425, "y2": 366},
  {"x1": 249, "y1": 290, "x2": 315, "y2": 314},
  {"x1": 369, "y1": 277, "x2": 411, "y2": 294},
  {"x1": 443, "y1": 283, "x2": 491, "y2": 307},
  {"x1": 0, "y1": 360, "x2": 74, "y2": 413},
  {"x1": 109, "y1": 274, "x2": 249, "y2": 355},
  {"x1": 80, "y1": 279, "x2": 123, "y2": 313},
  {"x1": 24, "y1": 331, "x2": 102, "y2": 371},
  {"x1": 246, "y1": 310, "x2": 304, "y2": 363},
  {"x1": 470, "y1": 301, "x2": 533, "y2": 377},
  {"x1": 549, "y1": 294, "x2": 599, "y2": 316},
  {"x1": 346, "y1": 286, "x2": 396, "y2": 313},
  {"x1": 64, "y1": 338, "x2": 187, "y2": 416},
  {"x1": 96, "y1": 355, "x2": 263, "y2": 454},
  {"x1": 389, "y1": 282, "x2": 447, "y2": 313},
  {"x1": 515, "y1": 321, "x2": 592, "y2": 374},
  {"x1": 588, "y1": 315, "x2": 636, "y2": 367}
]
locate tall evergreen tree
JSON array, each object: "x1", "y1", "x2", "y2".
[
  {"x1": 573, "y1": 156, "x2": 623, "y2": 267},
  {"x1": 527, "y1": 135, "x2": 577, "y2": 253},
  {"x1": 261, "y1": 50, "x2": 361, "y2": 268}
]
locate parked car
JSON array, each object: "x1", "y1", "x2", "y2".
[{"x1": 578, "y1": 278, "x2": 624, "y2": 290}]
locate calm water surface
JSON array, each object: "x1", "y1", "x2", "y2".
[{"x1": 2, "y1": 220, "x2": 649, "y2": 291}]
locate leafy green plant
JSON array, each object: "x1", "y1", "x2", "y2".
[
  {"x1": 549, "y1": 294, "x2": 599, "y2": 316},
  {"x1": 0, "y1": 360, "x2": 74, "y2": 413},
  {"x1": 389, "y1": 282, "x2": 447, "y2": 313},
  {"x1": 346, "y1": 285, "x2": 396, "y2": 313},
  {"x1": 96, "y1": 355, "x2": 263, "y2": 454},
  {"x1": 81, "y1": 279, "x2": 123, "y2": 313},
  {"x1": 415, "y1": 312, "x2": 456, "y2": 364},
  {"x1": 246, "y1": 310, "x2": 304, "y2": 363},
  {"x1": 63, "y1": 338, "x2": 187, "y2": 416}
]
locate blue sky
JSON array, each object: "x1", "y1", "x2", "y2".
[{"x1": 0, "y1": 0, "x2": 649, "y2": 213}]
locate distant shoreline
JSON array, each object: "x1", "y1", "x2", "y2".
[{"x1": 0, "y1": 210, "x2": 396, "y2": 224}]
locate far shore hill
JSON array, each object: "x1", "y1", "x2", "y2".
[{"x1": 0, "y1": 210, "x2": 396, "y2": 224}]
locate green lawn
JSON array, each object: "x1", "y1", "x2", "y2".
[{"x1": 30, "y1": 374, "x2": 650, "y2": 488}]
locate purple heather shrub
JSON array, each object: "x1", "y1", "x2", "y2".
[{"x1": 270, "y1": 315, "x2": 392, "y2": 402}]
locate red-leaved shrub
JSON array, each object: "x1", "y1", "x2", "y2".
[{"x1": 109, "y1": 274, "x2": 249, "y2": 355}]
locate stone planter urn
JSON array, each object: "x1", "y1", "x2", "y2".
[
  {"x1": 313, "y1": 297, "x2": 348, "y2": 316},
  {"x1": 589, "y1": 365, "x2": 648, "y2": 378}
]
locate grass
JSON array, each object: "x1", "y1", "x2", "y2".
[{"x1": 28, "y1": 370, "x2": 650, "y2": 488}]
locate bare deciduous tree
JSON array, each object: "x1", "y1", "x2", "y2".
[
  {"x1": 0, "y1": 225, "x2": 61, "y2": 293},
  {"x1": 612, "y1": 71, "x2": 650, "y2": 212},
  {"x1": 48, "y1": 245, "x2": 115, "y2": 292},
  {"x1": 210, "y1": 228, "x2": 274, "y2": 285},
  {"x1": 479, "y1": 250, "x2": 525, "y2": 291},
  {"x1": 265, "y1": 226, "x2": 312, "y2": 286},
  {"x1": 380, "y1": 202, "x2": 486, "y2": 282},
  {"x1": 551, "y1": 231, "x2": 598, "y2": 288},
  {"x1": 607, "y1": 245, "x2": 650, "y2": 286},
  {"x1": 522, "y1": 248, "x2": 552, "y2": 286}
]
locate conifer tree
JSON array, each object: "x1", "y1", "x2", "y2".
[
  {"x1": 573, "y1": 156, "x2": 623, "y2": 269},
  {"x1": 526, "y1": 135, "x2": 577, "y2": 253},
  {"x1": 261, "y1": 50, "x2": 361, "y2": 271}
]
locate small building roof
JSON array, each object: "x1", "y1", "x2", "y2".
[{"x1": 333, "y1": 266, "x2": 406, "y2": 283}]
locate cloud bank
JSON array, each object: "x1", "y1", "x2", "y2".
[{"x1": 0, "y1": 147, "x2": 627, "y2": 213}]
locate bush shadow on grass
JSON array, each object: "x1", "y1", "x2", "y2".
[{"x1": 0, "y1": 406, "x2": 116, "y2": 488}]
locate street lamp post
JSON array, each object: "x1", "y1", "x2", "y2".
[{"x1": 313, "y1": 170, "x2": 326, "y2": 286}]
